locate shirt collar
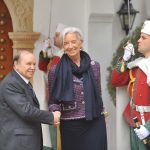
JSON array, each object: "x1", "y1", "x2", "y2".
[{"x1": 15, "y1": 70, "x2": 29, "y2": 84}]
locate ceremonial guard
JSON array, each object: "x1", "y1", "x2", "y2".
[
  {"x1": 38, "y1": 23, "x2": 66, "y2": 150},
  {"x1": 38, "y1": 23, "x2": 66, "y2": 73},
  {"x1": 112, "y1": 20, "x2": 150, "y2": 150}
]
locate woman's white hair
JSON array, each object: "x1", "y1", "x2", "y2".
[{"x1": 61, "y1": 27, "x2": 84, "y2": 45}]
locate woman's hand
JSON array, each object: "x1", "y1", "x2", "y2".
[{"x1": 52, "y1": 111, "x2": 61, "y2": 127}]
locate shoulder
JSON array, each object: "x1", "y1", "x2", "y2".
[
  {"x1": 1, "y1": 71, "x2": 26, "y2": 90},
  {"x1": 90, "y1": 60, "x2": 101, "y2": 80},
  {"x1": 1, "y1": 71, "x2": 13, "y2": 86},
  {"x1": 0, "y1": 71, "x2": 18, "y2": 93},
  {"x1": 90, "y1": 60, "x2": 100, "y2": 70},
  {"x1": 48, "y1": 64, "x2": 57, "y2": 73},
  {"x1": 48, "y1": 64, "x2": 57, "y2": 80}
]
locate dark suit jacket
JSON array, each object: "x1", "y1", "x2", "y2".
[{"x1": 0, "y1": 70, "x2": 54, "y2": 150}]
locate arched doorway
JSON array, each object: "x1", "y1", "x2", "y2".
[{"x1": 0, "y1": 0, "x2": 13, "y2": 81}]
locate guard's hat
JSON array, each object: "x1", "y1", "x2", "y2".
[
  {"x1": 141, "y1": 20, "x2": 150, "y2": 35},
  {"x1": 55, "y1": 23, "x2": 66, "y2": 33}
]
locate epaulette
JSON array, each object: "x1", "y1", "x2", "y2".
[{"x1": 116, "y1": 57, "x2": 127, "y2": 73}]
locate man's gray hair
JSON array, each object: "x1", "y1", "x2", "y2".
[
  {"x1": 61, "y1": 27, "x2": 84, "y2": 44},
  {"x1": 13, "y1": 50, "x2": 32, "y2": 65}
]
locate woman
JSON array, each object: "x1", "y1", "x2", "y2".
[{"x1": 48, "y1": 27, "x2": 107, "y2": 150}]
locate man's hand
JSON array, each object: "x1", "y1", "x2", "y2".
[
  {"x1": 134, "y1": 125, "x2": 150, "y2": 140},
  {"x1": 52, "y1": 111, "x2": 61, "y2": 127},
  {"x1": 123, "y1": 42, "x2": 135, "y2": 61}
]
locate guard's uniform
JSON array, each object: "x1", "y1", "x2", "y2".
[
  {"x1": 38, "y1": 51, "x2": 61, "y2": 73},
  {"x1": 111, "y1": 59, "x2": 150, "y2": 150}
]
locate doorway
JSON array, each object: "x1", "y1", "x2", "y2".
[{"x1": 0, "y1": 0, "x2": 13, "y2": 81}]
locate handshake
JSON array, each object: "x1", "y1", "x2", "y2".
[{"x1": 52, "y1": 111, "x2": 61, "y2": 127}]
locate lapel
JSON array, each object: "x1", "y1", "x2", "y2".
[
  {"x1": 11, "y1": 70, "x2": 39, "y2": 106},
  {"x1": 27, "y1": 82, "x2": 40, "y2": 105}
]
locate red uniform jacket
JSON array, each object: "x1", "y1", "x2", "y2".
[
  {"x1": 112, "y1": 67, "x2": 150, "y2": 126},
  {"x1": 38, "y1": 50, "x2": 60, "y2": 73},
  {"x1": 38, "y1": 51, "x2": 61, "y2": 102}
]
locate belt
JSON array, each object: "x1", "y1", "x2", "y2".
[
  {"x1": 131, "y1": 104, "x2": 150, "y2": 113},
  {"x1": 136, "y1": 105, "x2": 150, "y2": 113},
  {"x1": 130, "y1": 103, "x2": 150, "y2": 125}
]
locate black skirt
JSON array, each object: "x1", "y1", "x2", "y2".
[{"x1": 60, "y1": 115, "x2": 107, "y2": 150}]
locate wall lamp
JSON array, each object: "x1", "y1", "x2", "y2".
[{"x1": 117, "y1": 0, "x2": 139, "y2": 35}]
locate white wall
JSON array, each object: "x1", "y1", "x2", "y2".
[
  {"x1": 90, "y1": 0, "x2": 114, "y2": 14},
  {"x1": 88, "y1": 13, "x2": 116, "y2": 150},
  {"x1": 116, "y1": 87, "x2": 131, "y2": 150}
]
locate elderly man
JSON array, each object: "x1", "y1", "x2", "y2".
[
  {"x1": 0, "y1": 50, "x2": 61, "y2": 150},
  {"x1": 112, "y1": 20, "x2": 150, "y2": 150}
]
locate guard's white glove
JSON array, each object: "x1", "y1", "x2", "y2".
[
  {"x1": 42, "y1": 39, "x2": 51, "y2": 51},
  {"x1": 134, "y1": 125, "x2": 150, "y2": 140},
  {"x1": 123, "y1": 42, "x2": 135, "y2": 61}
]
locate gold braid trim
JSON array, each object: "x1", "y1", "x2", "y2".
[
  {"x1": 127, "y1": 70, "x2": 135, "y2": 98},
  {"x1": 116, "y1": 58, "x2": 127, "y2": 73}
]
